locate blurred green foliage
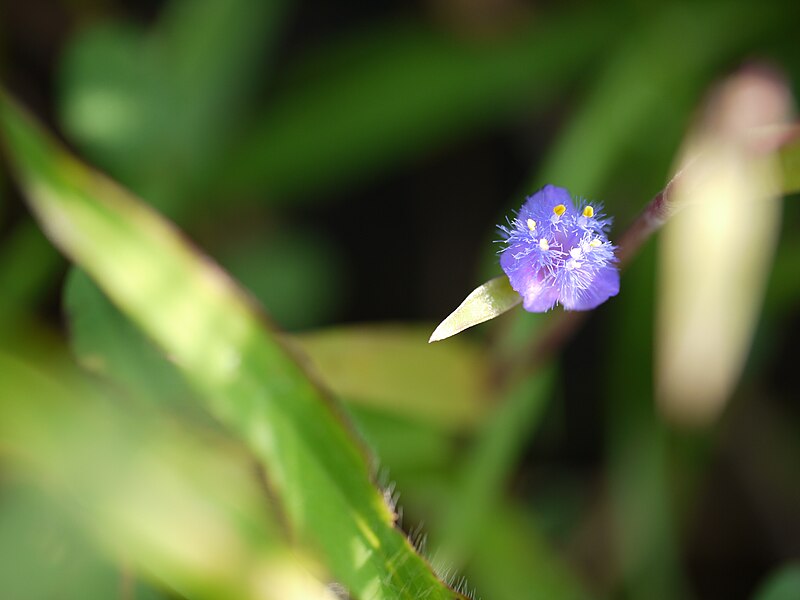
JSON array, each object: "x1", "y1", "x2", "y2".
[
  {"x1": 754, "y1": 565, "x2": 800, "y2": 600},
  {"x1": 1, "y1": 92, "x2": 467, "y2": 599},
  {"x1": 1, "y1": 0, "x2": 800, "y2": 599}
]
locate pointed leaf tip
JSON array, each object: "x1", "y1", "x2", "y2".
[{"x1": 429, "y1": 276, "x2": 521, "y2": 342}]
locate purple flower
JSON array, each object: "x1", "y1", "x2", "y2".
[{"x1": 498, "y1": 185, "x2": 619, "y2": 312}]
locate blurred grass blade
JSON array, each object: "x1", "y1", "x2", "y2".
[
  {"x1": 296, "y1": 324, "x2": 490, "y2": 431},
  {"x1": 67, "y1": 272, "x2": 488, "y2": 432},
  {"x1": 753, "y1": 564, "x2": 800, "y2": 600},
  {"x1": 468, "y1": 501, "x2": 589, "y2": 600},
  {"x1": 67, "y1": 269, "x2": 461, "y2": 485},
  {"x1": 0, "y1": 218, "x2": 62, "y2": 337},
  {"x1": 220, "y1": 6, "x2": 616, "y2": 201},
  {"x1": 656, "y1": 67, "x2": 789, "y2": 425},
  {"x1": 533, "y1": 0, "x2": 785, "y2": 195},
  {"x1": 429, "y1": 275, "x2": 520, "y2": 342},
  {"x1": 608, "y1": 243, "x2": 689, "y2": 600},
  {"x1": 0, "y1": 483, "x2": 169, "y2": 600},
  {"x1": 59, "y1": 0, "x2": 287, "y2": 217},
  {"x1": 436, "y1": 368, "x2": 554, "y2": 562},
  {"x1": 0, "y1": 92, "x2": 466, "y2": 600},
  {"x1": 0, "y1": 353, "x2": 332, "y2": 600}
]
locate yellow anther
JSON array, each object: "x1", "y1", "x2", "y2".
[
  {"x1": 527, "y1": 218, "x2": 536, "y2": 231},
  {"x1": 589, "y1": 238, "x2": 602, "y2": 248},
  {"x1": 582, "y1": 205, "x2": 594, "y2": 218},
  {"x1": 553, "y1": 204, "x2": 566, "y2": 217}
]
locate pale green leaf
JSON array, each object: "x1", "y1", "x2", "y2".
[
  {"x1": 296, "y1": 324, "x2": 490, "y2": 431},
  {"x1": 429, "y1": 276, "x2": 520, "y2": 343},
  {"x1": 656, "y1": 69, "x2": 787, "y2": 425}
]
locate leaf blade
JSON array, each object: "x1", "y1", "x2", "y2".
[
  {"x1": 0, "y1": 91, "x2": 464, "y2": 600},
  {"x1": 296, "y1": 324, "x2": 490, "y2": 431},
  {"x1": 429, "y1": 276, "x2": 520, "y2": 343}
]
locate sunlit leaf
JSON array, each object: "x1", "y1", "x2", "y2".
[
  {"x1": 66, "y1": 271, "x2": 463, "y2": 479},
  {"x1": 0, "y1": 92, "x2": 466, "y2": 600},
  {"x1": 429, "y1": 275, "x2": 520, "y2": 342},
  {"x1": 64, "y1": 268, "x2": 207, "y2": 418}
]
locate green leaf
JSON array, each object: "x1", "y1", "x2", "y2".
[
  {"x1": 436, "y1": 368, "x2": 555, "y2": 561},
  {"x1": 65, "y1": 272, "x2": 464, "y2": 481},
  {"x1": 0, "y1": 352, "x2": 323, "y2": 600},
  {"x1": 468, "y1": 501, "x2": 590, "y2": 600},
  {"x1": 296, "y1": 324, "x2": 490, "y2": 431},
  {"x1": 348, "y1": 405, "x2": 458, "y2": 479},
  {"x1": 0, "y1": 92, "x2": 465, "y2": 600},
  {"x1": 0, "y1": 485, "x2": 140, "y2": 600},
  {"x1": 778, "y1": 132, "x2": 800, "y2": 194},
  {"x1": 607, "y1": 244, "x2": 690, "y2": 600},
  {"x1": 66, "y1": 271, "x2": 487, "y2": 433},
  {"x1": 429, "y1": 275, "x2": 520, "y2": 342}
]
